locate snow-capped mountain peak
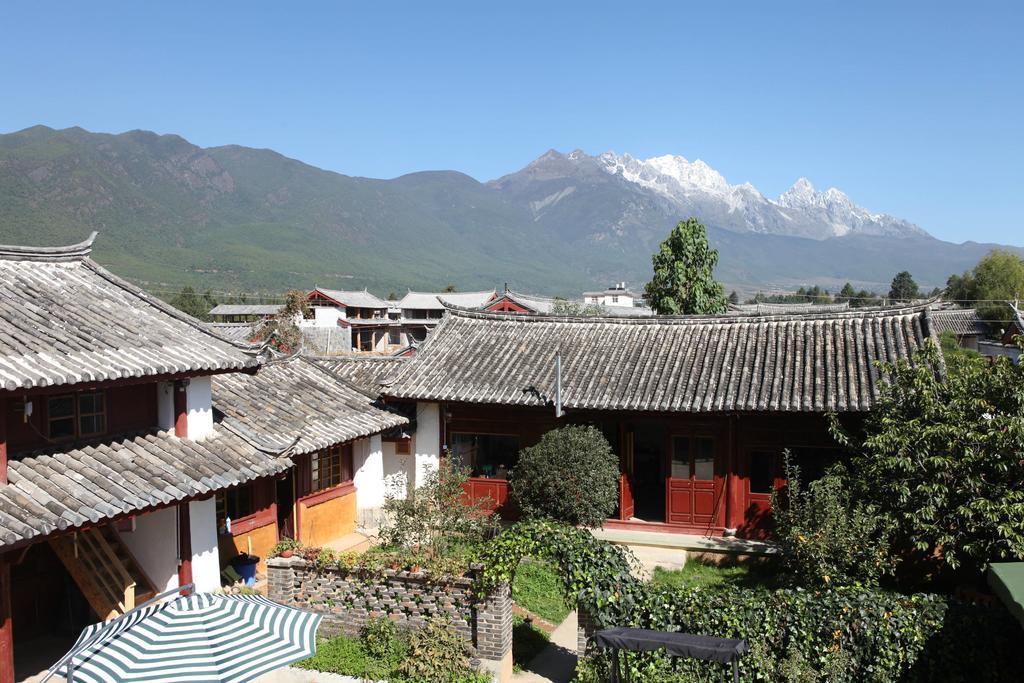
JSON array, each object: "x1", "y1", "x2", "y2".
[{"x1": 585, "y1": 151, "x2": 925, "y2": 240}]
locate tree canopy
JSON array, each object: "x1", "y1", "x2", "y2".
[
  {"x1": 832, "y1": 342, "x2": 1024, "y2": 577},
  {"x1": 888, "y1": 271, "x2": 920, "y2": 302},
  {"x1": 644, "y1": 218, "x2": 727, "y2": 315},
  {"x1": 169, "y1": 286, "x2": 217, "y2": 321},
  {"x1": 946, "y1": 249, "x2": 1024, "y2": 328}
]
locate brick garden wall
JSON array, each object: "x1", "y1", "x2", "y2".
[{"x1": 267, "y1": 556, "x2": 512, "y2": 667}]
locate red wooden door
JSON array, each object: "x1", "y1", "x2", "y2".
[
  {"x1": 666, "y1": 435, "x2": 719, "y2": 526},
  {"x1": 739, "y1": 449, "x2": 782, "y2": 539},
  {"x1": 618, "y1": 431, "x2": 635, "y2": 520}
]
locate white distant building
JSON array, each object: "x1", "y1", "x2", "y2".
[
  {"x1": 582, "y1": 282, "x2": 639, "y2": 308},
  {"x1": 396, "y1": 290, "x2": 496, "y2": 342}
]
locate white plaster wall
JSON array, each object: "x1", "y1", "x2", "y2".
[
  {"x1": 312, "y1": 306, "x2": 345, "y2": 328},
  {"x1": 120, "y1": 507, "x2": 179, "y2": 593},
  {"x1": 156, "y1": 381, "x2": 175, "y2": 432},
  {"x1": 186, "y1": 376, "x2": 214, "y2": 441},
  {"x1": 354, "y1": 434, "x2": 385, "y2": 510},
  {"x1": 381, "y1": 441, "x2": 413, "y2": 500},
  {"x1": 414, "y1": 402, "x2": 441, "y2": 488},
  {"x1": 189, "y1": 497, "x2": 221, "y2": 593}
]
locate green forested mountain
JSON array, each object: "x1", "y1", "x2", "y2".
[{"x1": 0, "y1": 125, "x2": 1018, "y2": 297}]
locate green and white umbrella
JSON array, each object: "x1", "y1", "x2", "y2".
[{"x1": 49, "y1": 591, "x2": 322, "y2": 683}]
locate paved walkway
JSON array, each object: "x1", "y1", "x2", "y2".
[{"x1": 512, "y1": 610, "x2": 578, "y2": 683}]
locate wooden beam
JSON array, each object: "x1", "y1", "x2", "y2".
[
  {"x1": 0, "y1": 396, "x2": 7, "y2": 486},
  {"x1": 177, "y1": 504, "x2": 192, "y2": 594},
  {"x1": 0, "y1": 555, "x2": 13, "y2": 683}
]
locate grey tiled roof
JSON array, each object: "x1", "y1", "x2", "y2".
[
  {"x1": 209, "y1": 304, "x2": 281, "y2": 316},
  {"x1": 0, "y1": 234, "x2": 258, "y2": 392},
  {"x1": 0, "y1": 427, "x2": 287, "y2": 548},
  {"x1": 213, "y1": 355, "x2": 408, "y2": 455},
  {"x1": 729, "y1": 302, "x2": 851, "y2": 314},
  {"x1": 931, "y1": 308, "x2": 987, "y2": 336},
  {"x1": 300, "y1": 327, "x2": 351, "y2": 355},
  {"x1": 204, "y1": 322, "x2": 259, "y2": 343},
  {"x1": 494, "y1": 290, "x2": 655, "y2": 317},
  {"x1": 311, "y1": 356, "x2": 408, "y2": 396},
  {"x1": 313, "y1": 288, "x2": 389, "y2": 309},
  {"x1": 398, "y1": 290, "x2": 495, "y2": 310},
  {"x1": 383, "y1": 305, "x2": 938, "y2": 413}
]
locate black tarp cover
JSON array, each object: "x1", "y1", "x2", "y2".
[{"x1": 593, "y1": 628, "x2": 749, "y2": 663}]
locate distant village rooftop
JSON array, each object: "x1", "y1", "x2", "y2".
[
  {"x1": 397, "y1": 290, "x2": 496, "y2": 310},
  {"x1": 383, "y1": 303, "x2": 939, "y2": 413},
  {"x1": 0, "y1": 232, "x2": 259, "y2": 392},
  {"x1": 311, "y1": 287, "x2": 390, "y2": 309}
]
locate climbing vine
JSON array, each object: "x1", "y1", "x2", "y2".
[{"x1": 475, "y1": 519, "x2": 638, "y2": 612}]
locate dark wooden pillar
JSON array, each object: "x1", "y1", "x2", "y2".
[
  {"x1": 0, "y1": 397, "x2": 7, "y2": 485},
  {"x1": 174, "y1": 380, "x2": 188, "y2": 439},
  {"x1": 177, "y1": 504, "x2": 193, "y2": 593},
  {"x1": 0, "y1": 554, "x2": 13, "y2": 683}
]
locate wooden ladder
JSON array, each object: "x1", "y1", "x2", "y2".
[{"x1": 49, "y1": 525, "x2": 158, "y2": 621}]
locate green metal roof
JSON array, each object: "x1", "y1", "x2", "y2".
[{"x1": 987, "y1": 562, "x2": 1024, "y2": 629}]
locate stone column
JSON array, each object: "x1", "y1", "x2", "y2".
[
  {"x1": 577, "y1": 604, "x2": 599, "y2": 657},
  {"x1": 475, "y1": 582, "x2": 512, "y2": 683},
  {"x1": 267, "y1": 556, "x2": 298, "y2": 604}
]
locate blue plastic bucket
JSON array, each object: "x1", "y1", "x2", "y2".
[{"x1": 231, "y1": 555, "x2": 260, "y2": 586}]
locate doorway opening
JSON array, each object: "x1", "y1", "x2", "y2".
[
  {"x1": 630, "y1": 423, "x2": 666, "y2": 522},
  {"x1": 276, "y1": 472, "x2": 295, "y2": 541}
]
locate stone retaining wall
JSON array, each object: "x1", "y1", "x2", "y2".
[{"x1": 267, "y1": 556, "x2": 512, "y2": 680}]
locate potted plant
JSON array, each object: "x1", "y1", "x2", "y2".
[{"x1": 271, "y1": 538, "x2": 301, "y2": 559}]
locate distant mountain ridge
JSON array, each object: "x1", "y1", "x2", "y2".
[{"x1": 0, "y1": 125, "x2": 1018, "y2": 297}]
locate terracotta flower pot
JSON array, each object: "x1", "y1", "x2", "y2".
[{"x1": 280, "y1": 549, "x2": 294, "y2": 558}]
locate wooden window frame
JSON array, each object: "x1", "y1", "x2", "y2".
[
  {"x1": 47, "y1": 391, "x2": 106, "y2": 440},
  {"x1": 449, "y1": 431, "x2": 520, "y2": 478},
  {"x1": 312, "y1": 443, "x2": 354, "y2": 493}
]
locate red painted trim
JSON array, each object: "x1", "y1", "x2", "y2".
[
  {"x1": 484, "y1": 297, "x2": 532, "y2": 314},
  {"x1": 174, "y1": 381, "x2": 188, "y2": 438},
  {"x1": 298, "y1": 482, "x2": 355, "y2": 509},
  {"x1": 307, "y1": 290, "x2": 348, "y2": 309},
  {"x1": 177, "y1": 504, "x2": 193, "y2": 592},
  {"x1": 0, "y1": 556, "x2": 13, "y2": 683},
  {"x1": 1, "y1": 368, "x2": 246, "y2": 399},
  {"x1": 228, "y1": 508, "x2": 276, "y2": 536}
]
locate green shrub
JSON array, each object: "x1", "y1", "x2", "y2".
[
  {"x1": 380, "y1": 463, "x2": 498, "y2": 561},
  {"x1": 397, "y1": 617, "x2": 489, "y2": 683},
  {"x1": 360, "y1": 616, "x2": 402, "y2": 661},
  {"x1": 771, "y1": 455, "x2": 892, "y2": 588},
  {"x1": 510, "y1": 425, "x2": 619, "y2": 526},
  {"x1": 294, "y1": 634, "x2": 371, "y2": 676}
]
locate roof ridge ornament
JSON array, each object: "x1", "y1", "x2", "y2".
[{"x1": 0, "y1": 231, "x2": 98, "y2": 261}]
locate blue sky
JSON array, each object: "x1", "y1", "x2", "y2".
[{"x1": 1, "y1": 1, "x2": 1020, "y2": 245}]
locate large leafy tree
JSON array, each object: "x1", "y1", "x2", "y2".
[
  {"x1": 253, "y1": 289, "x2": 310, "y2": 352},
  {"x1": 888, "y1": 271, "x2": 920, "y2": 302},
  {"x1": 959, "y1": 249, "x2": 1024, "y2": 327},
  {"x1": 832, "y1": 342, "x2": 1024, "y2": 576},
  {"x1": 644, "y1": 217, "x2": 727, "y2": 315}
]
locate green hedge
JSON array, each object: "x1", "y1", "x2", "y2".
[
  {"x1": 579, "y1": 583, "x2": 1024, "y2": 682},
  {"x1": 477, "y1": 521, "x2": 1023, "y2": 682}
]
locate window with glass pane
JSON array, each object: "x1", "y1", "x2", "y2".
[
  {"x1": 216, "y1": 485, "x2": 254, "y2": 526},
  {"x1": 450, "y1": 433, "x2": 519, "y2": 478},
  {"x1": 694, "y1": 437, "x2": 715, "y2": 480},
  {"x1": 78, "y1": 392, "x2": 105, "y2": 436},
  {"x1": 312, "y1": 444, "x2": 353, "y2": 491},
  {"x1": 47, "y1": 395, "x2": 76, "y2": 438},
  {"x1": 749, "y1": 451, "x2": 776, "y2": 494},
  {"x1": 671, "y1": 436, "x2": 690, "y2": 478}
]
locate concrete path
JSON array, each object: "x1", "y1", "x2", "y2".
[
  {"x1": 254, "y1": 666, "x2": 367, "y2": 683},
  {"x1": 512, "y1": 610, "x2": 578, "y2": 683}
]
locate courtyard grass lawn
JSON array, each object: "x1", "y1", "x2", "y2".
[
  {"x1": 512, "y1": 614, "x2": 551, "y2": 672},
  {"x1": 651, "y1": 557, "x2": 779, "y2": 590},
  {"x1": 511, "y1": 558, "x2": 571, "y2": 624}
]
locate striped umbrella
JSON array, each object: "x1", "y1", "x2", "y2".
[{"x1": 51, "y1": 592, "x2": 322, "y2": 683}]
